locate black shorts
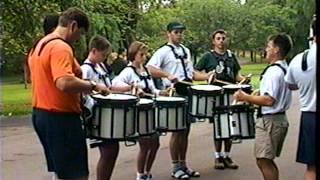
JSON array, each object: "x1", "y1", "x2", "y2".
[
  {"x1": 296, "y1": 111, "x2": 316, "y2": 165},
  {"x1": 32, "y1": 108, "x2": 89, "y2": 179}
]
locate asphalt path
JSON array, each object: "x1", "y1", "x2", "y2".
[{"x1": 0, "y1": 91, "x2": 305, "y2": 180}]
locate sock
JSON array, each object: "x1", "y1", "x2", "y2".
[
  {"x1": 136, "y1": 172, "x2": 144, "y2": 178},
  {"x1": 179, "y1": 160, "x2": 186, "y2": 168},
  {"x1": 172, "y1": 161, "x2": 180, "y2": 172},
  {"x1": 215, "y1": 152, "x2": 221, "y2": 158},
  {"x1": 224, "y1": 152, "x2": 230, "y2": 158}
]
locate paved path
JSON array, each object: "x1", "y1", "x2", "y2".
[{"x1": 0, "y1": 91, "x2": 304, "y2": 180}]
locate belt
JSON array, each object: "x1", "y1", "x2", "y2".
[{"x1": 262, "y1": 111, "x2": 286, "y2": 116}]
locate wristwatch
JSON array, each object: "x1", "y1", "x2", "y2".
[{"x1": 89, "y1": 80, "x2": 97, "y2": 91}]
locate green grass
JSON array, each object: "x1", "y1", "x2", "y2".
[
  {"x1": 0, "y1": 63, "x2": 266, "y2": 116},
  {"x1": 1, "y1": 84, "x2": 32, "y2": 116},
  {"x1": 241, "y1": 63, "x2": 267, "y2": 89}
]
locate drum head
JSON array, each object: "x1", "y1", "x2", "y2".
[
  {"x1": 138, "y1": 98, "x2": 153, "y2": 105},
  {"x1": 222, "y1": 84, "x2": 251, "y2": 89},
  {"x1": 92, "y1": 93, "x2": 137, "y2": 100},
  {"x1": 155, "y1": 96, "x2": 185, "y2": 102},
  {"x1": 191, "y1": 84, "x2": 222, "y2": 91}
]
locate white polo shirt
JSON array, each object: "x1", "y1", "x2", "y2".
[
  {"x1": 285, "y1": 44, "x2": 316, "y2": 112},
  {"x1": 81, "y1": 59, "x2": 112, "y2": 113},
  {"x1": 147, "y1": 43, "x2": 193, "y2": 88},
  {"x1": 260, "y1": 60, "x2": 292, "y2": 114},
  {"x1": 112, "y1": 64, "x2": 160, "y2": 95}
]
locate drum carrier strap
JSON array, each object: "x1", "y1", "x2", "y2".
[
  {"x1": 166, "y1": 44, "x2": 192, "y2": 96},
  {"x1": 257, "y1": 63, "x2": 287, "y2": 118},
  {"x1": 301, "y1": 50, "x2": 309, "y2": 71},
  {"x1": 128, "y1": 65, "x2": 152, "y2": 94},
  {"x1": 166, "y1": 44, "x2": 190, "y2": 81},
  {"x1": 82, "y1": 62, "x2": 110, "y2": 87}
]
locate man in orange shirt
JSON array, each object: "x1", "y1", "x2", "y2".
[{"x1": 28, "y1": 7, "x2": 109, "y2": 179}]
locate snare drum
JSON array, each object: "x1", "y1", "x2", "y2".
[
  {"x1": 188, "y1": 85, "x2": 222, "y2": 118},
  {"x1": 214, "y1": 105, "x2": 255, "y2": 140},
  {"x1": 89, "y1": 94, "x2": 138, "y2": 140},
  {"x1": 221, "y1": 84, "x2": 252, "y2": 107},
  {"x1": 155, "y1": 96, "x2": 187, "y2": 131},
  {"x1": 137, "y1": 98, "x2": 156, "y2": 136}
]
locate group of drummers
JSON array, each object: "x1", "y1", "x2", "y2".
[
  {"x1": 27, "y1": 7, "x2": 316, "y2": 180},
  {"x1": 81, "y1": 20, "x2": 255, "y2": 180}
]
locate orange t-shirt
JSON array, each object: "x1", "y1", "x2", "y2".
[{"x1": 28, "y1": 34, "x2": 81, "y2": 113}]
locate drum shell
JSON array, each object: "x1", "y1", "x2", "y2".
[
  {"x1": 188, "y1": 87, "x2": 222, "y2": 118},
  {"x1": 214, "y1": 105, "x2": 255, "y2": 140},
  {"x1": 155, "y1": 98, "x2": 187, "y2": 131},
  {"x1": 137, "y1": 100, "x2": 156, "y2": 136},
  {"x1": 89, "y1": 96, "x2": 138, "y2": 140}
]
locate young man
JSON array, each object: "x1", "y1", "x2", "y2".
[
  {"x1": 147, "y1": 22, "x2": 212, "y2": 179},
  {"x1": 28, "y1": 8, "x2": 110, "y2": 180},
  {"x1": 234, "y1": 33, "x2": 293, "y2": 180},
  {"x1": 81, "y1": 35, "x2": 119, "y2": 180},
  {"x1": 285, "y1": 16, "x2": 316, "y2": 180},
  {"x1": 195, "y1": 29, "x2": 247, "y2": 169}
]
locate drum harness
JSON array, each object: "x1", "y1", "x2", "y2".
[
  {"x1": 82, "y1": 62, "x2": 111, "y2": 87},
  {"x1": 257, "y1": 63, "x2": 287, "y2": 125},
  {"x1": 210, "y1": 50, "x2": 237, "y2": 84},
  {"x1": 128, "y1": 65, "x2": 153, "y2": 95},
  {"x1": 301, "y1": 50, "x2": 309, "y2": 71},
  {"x1": 166, "y1": 44, "x2": 192, "y2": 96}
]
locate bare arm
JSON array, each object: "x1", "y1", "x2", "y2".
[
  {"x1": 147, "y1": 65, "x2": 177, "y2": 81},
  {"x1": 56, "y1": 76, "x2": 109, "y2": 94},
  {"x1": 235, "y1": 72, "x2": 245, "y2": 82},
  {"x1": 234, "y1": 90, "x2": 274, "y2": 106},
  {"x1": 111, "y1": 85, "x2": 132, "y2": 93},
  {"x1": 193, "y1": 70, "x2": 211, "y2": 81}
]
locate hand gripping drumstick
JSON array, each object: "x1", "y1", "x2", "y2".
[
  {"x1": 238, "y1": 73, "x2": 252, "y2": 85},
  {"x1": 208, "y1": 70, "x2": 235, "y2": 85},
  {"x1": 168, "y1": 84, "x2": 175, "y2": 97},
  {"x1": 230, "y1": 73, "x2": 253, "y2": 105}
]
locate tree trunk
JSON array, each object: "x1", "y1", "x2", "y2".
[
  {"x1": 250, "y1": 50, "x2": 254, "y2": 62},
  {"x1": 242, "y1": 50, "x2": 245, "y2": 57}
]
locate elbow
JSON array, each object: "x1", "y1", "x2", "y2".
[{"x1": 265, "y1": 97, "x2": 275, "y2": 106}]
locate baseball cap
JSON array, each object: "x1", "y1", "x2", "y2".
[{"x1": 166, "y1": 22, "x2": 186, "y2": 32}]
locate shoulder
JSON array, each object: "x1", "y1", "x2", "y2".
[
  {"x1": 155, "y1": 45, "x2": 172, "y2": 54},
  {"x1": 289, "y1": 52, "x2": 304, "y2": 67}
]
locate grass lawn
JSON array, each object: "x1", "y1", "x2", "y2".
[
  {"x1": 1, "y1": 84, "x2": 32, "y2": 116},
  {"x1": 0, "y1": 63, "x2": 266, "y2": 117}
]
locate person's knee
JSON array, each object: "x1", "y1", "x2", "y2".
[{"x1": 306, "y1": 165, "x2": 316, "y2": 172}]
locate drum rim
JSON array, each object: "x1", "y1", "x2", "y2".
[
  {"x1": 222, "y1": 84, "x2": 251, "y2": 89},
  {"x1": 155, "y1": 96, "x2": 186, "y2": 102},
  {"x1": 91, "y1": 93, "x2": 137, "y2": 100},
  {"x1": 190, "y1": 84, "x2": 222, "y2": 91}
]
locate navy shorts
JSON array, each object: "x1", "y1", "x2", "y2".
[
  {"x1": 296, "y1": 112, "x2": 316, "y2": 165},
  {"x1": 32, "y1": 108, "x2": 89, "y2": 179}
]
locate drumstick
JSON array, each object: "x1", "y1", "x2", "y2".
[
  {"x1": 251, "y1": 89, "x2": 260, "y2": 96},
  {"x1": 238, "y1": 73, "x2": 252, "y2": 85},
  {"x1": 144, "y1": 92, "x2": 155, "y2": 98},
  {"x1": 214, "y1": 79, "x2": 234, "y2": 85},
  {"x1": 168, "y1": 84, "x2": 175, "y2": 97}
]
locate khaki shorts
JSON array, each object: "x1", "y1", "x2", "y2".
[{"x1": 254, "y1": 114, "x2": 289, "y2": 159}]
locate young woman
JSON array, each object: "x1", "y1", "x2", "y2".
[{"x1": 112, "y1": 41, "x2": 169, "y2": 180}]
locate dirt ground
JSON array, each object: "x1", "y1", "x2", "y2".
[{"x1": 0, "y1": 91, "x2": 305, "y2": 180}]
